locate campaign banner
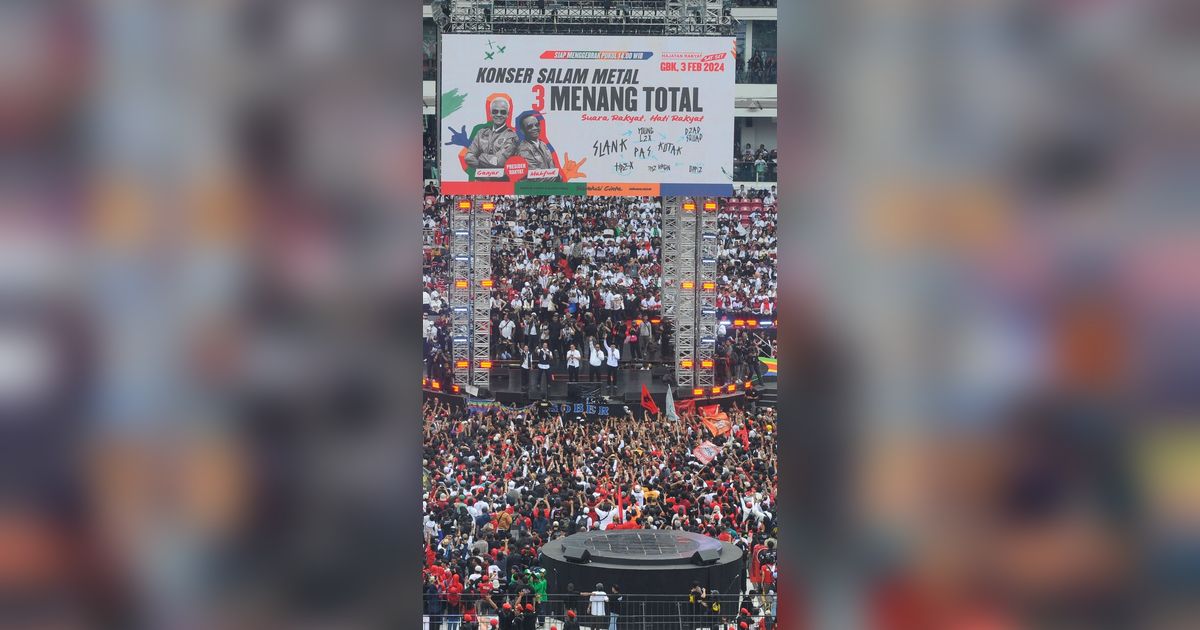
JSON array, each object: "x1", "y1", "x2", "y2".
[
  {"x1": 693, "y1": 440, "x2": 722, "y2": 465},
  {"x1": 439, "y1": 35, "x2": 735, "y2": 197}
]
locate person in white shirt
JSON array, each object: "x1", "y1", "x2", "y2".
[
  {"x1": 525, "y1": 317, "x2": 538, "y2": 341},
  {"x1": 594, "y1": 501, "x2": 616, "y2": 530},
  {"x1": 631, "y1": 484, "x2": 645, "y2": 508},
  {"x1": 566, "y1": 344, "x2": 582, "y2": 382},
  {"x1": 583, "y1": 584, "x2": 609, "y2": 618},
  {"x1": 603, "y1": 338, "x2": 620, "y2": 395},
  {"x1": 520, "y1": 345, "x2": 532, "y2": 392},
  {"x1": 534, "y1": 342, "x2": 553, "y2": 398},
  {"x1": 589, "y1": 341, "x2": 604, "y2": 383},
  {"x1": 499, "y1": 315, "x2": 515, "y2": 342}
]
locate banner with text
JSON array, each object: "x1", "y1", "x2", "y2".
[
  {"x1": 693, "y1": 440, "x2": 722, "y2": 465},
  {"x1": 439, "y1": 34, "x2": 735, "y2": 197}
]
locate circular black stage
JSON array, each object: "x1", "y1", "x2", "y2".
[{"x1": 540, "y1": 530, "x2": 744, "y2": 597}]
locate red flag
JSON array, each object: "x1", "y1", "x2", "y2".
[
  {"x1": 675, "y1": 398, "x2": 696, "y2": 417},
  {"x1": 641, "y1": 385, "x2": 660, "y2": 415},
  {"x1": 616, "y1": 484, "x2": 624, "y2": 523},
  {"x1": 700, "y1": 404, "x2": 721, "y2": 417}
]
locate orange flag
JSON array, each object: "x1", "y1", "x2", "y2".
[{"x1": 702, "y1": 413, "x2": 732, "y2": 436}]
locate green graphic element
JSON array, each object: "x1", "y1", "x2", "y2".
[
  {"x1": 515, "y1": 181, "x2": 587, "y2": 196},
  {"x1": 484, "y1": 39, "x2": 507, "y2": 59},
  {"x1": 441, "y1": 89, "x2": 467, "y2": 118}
]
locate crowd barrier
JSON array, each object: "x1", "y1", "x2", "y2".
[{"x1": 422, "y1": 592, "x2": 777, "y2": 630}]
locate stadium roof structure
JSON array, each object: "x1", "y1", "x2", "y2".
[{"x1": 432, "y1": 0, "x2": 735, "y2": 36}]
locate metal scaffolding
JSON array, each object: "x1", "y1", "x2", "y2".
[
  {"x1": 471, "y1": 203, "x2": 493, "y2": 389},
  {"x1": 661, "y1": 197, "x2": 680, "y2": 323},
  {"x1": 665, "y1": 0, "x2": 731, "y2": 36},
  {"x1": 696, "y1": 198, "x2": 719, "y2": 388},
  {"x1": 441, "y1": 0, "x2": 494, "y2": 33},
  {"x1": 442, "y1": 0, "x2": 732, "y2": 36},
  {"x1": 672, "y1": 197, "x2": 699, "y2": 390},
  {"x1": 448, "y1": 198, "x2": 473, "y2": 386}
]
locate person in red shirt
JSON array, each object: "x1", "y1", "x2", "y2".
[
  {"x1": 478, "y1": 575, "x2": 498, "y2": 614},
  {"x1": 750, "y1": 541, "x2": 767, "y2": 588},
  {"x1": 608, "y1": 514, "x2": 641, "y2": 530},
  {"x1": 445, "y1": 574, "x2": 464, "y2": 628},
  {"x1": 759, "y1": 561, "x2": 776, "y2": 615}
]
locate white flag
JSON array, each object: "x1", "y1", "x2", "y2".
[{"x1": 665, "y1": 384, "x2": 678, "y2": 421}]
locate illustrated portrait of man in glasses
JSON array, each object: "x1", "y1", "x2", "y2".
[
  {"x1": 515, "y1": 110, "x2": 560, "y2": 182},
  {"x1": 465, "y1": 94, "x2": 519, "y2": 179}
]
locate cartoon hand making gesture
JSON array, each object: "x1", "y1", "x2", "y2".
[
  {"x1": 560, "y1": 153, "x2": 587, "y2": 181},
  {"x1": 444, "y1": 125, "x2": 471, "y2": 148}
]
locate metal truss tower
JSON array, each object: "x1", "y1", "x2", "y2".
[
  {"x1": 696, "y1": 199, "x2": 719, "y2": 388},
  {"x1": 447, "y1": 198, "x2": 494, "y2": 388},
  {"x1": 470, "y1": 202, "x2": 494, "y2": 389},
  {"x1": 448, "y1": 199, "x2": 473, "y2": 386},
  {"x1": 671, "y1": 198, "x2": 699, "y2": 390},
  {"x1": 661, "y1": 197, "x2": 680, "y2": 323}
]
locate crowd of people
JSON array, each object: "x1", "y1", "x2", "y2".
[
  {"x1": 730, "y1": 185, "x2": 775, "y2": 203},
  {"x1": 715, "y1": 200, "x2": 777, "y2": 319},
  {"x1": 747, "y1": 51, "x2": 777, "y2": 84},
  {"x1": 423, "y1": 195, "x2": 679, "y2": 392},
  {"x1": 422, "y1": 193, "x2": 781, "y2": 390},
  {"x1": 422, "y1": 398, "x2": 778, "y2": 628},
  {"x1": 733, "y1": 143, "x2": 778, "y2": 183},
  {"x1": 487, "y1": 197, "x2": 667, "y2": 393}
]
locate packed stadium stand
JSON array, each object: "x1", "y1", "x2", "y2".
[{"x1": 422, "y1": 3, "x2": 778, "y2": 628}]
